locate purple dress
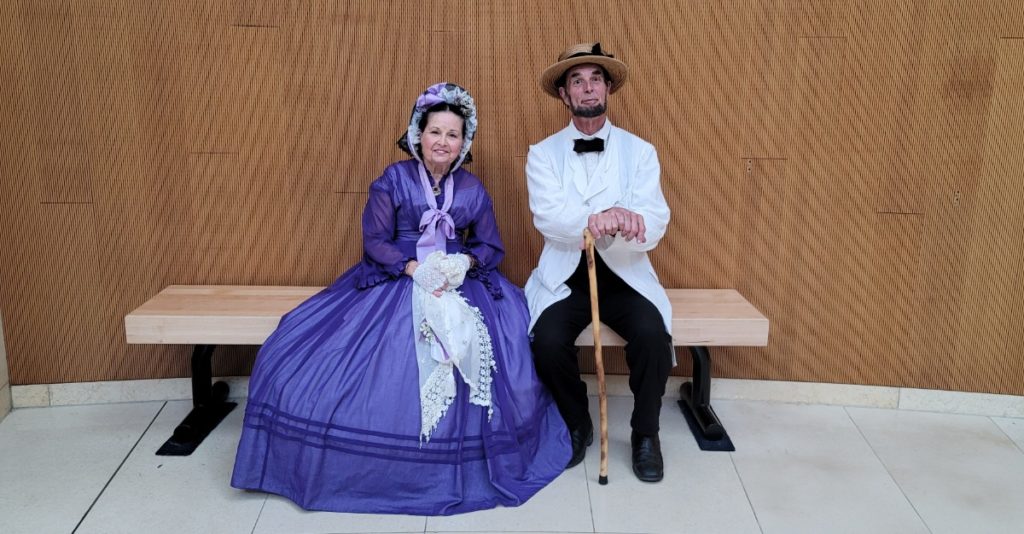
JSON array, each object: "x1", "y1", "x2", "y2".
[{"x1": 231, "y1": 159, "x2": 571, "y2": 515}]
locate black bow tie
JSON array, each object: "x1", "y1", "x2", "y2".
[{"x1": 573, "y1": 138, "x2": 604, "y2": 153}]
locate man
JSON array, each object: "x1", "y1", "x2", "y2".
[{"x1": 524, "y1": 42, "x2": 674, "y2": 483}]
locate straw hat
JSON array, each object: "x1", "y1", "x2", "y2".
[{"x1": 539, "y1": 42, "x2": 629, "y2": 98}]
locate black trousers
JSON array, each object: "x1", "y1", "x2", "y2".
[{"x1": 531, "y1": 252, "x2": 673, "y2": 435}]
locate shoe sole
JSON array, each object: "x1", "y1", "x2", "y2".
[{"x1": 632, "y1": 465, "x2": 664, "y2": 483}]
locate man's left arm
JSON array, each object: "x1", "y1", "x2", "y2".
[{"x1": 605, "y1": 143, "x2": 670, "y2": 252}]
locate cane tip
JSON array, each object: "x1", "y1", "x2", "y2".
[{"x1": 598, "y1": 475, "x2": 608, "y2": 485}]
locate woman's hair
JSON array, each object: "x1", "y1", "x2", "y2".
[{"x1": 418, "y1": 102, "x2": 468, "y2": 138}]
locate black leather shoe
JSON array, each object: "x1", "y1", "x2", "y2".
[
  {"x1": 631, "y1": 430, "x2": 664, "y2": 482},
  {"x1": 566, "y1": 418, "x2": 593, "y2": 468}
]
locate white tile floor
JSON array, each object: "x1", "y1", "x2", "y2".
[{"x1": 2, "y1": 395, "x2": 1023, "y2": 534}]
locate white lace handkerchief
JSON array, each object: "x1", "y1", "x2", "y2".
[{"x1": 412, "y1": 282, "x2": 496, "y2": 442}]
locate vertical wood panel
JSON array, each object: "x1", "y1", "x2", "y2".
[
  {"x1": 915, "y1": 1, "x2": 1000, "y2": 392},
  {"x1": 741, "y1": 0, "x2": 795, "y2": 160},
  {"x1": 22, "y1": 0, "x2": 94, "y2": 203},
  {"x1": 280, "y1": 192, "x2": 368, "y2": 285},
  {"x1": 502, "y1": 157, "x2": 544, "y2": 285},
  {"x1": 0, "y1": 1, "x2": 46, "y2": 384},
  {"x1": 188, "y1": 152, "x2": 257, "y2": 284},
  {"x1": 184, "y1": 4, "x2": 253, "y2": 155},
  {"x1": 958, "y1": 39, "x2": 1024, "y2": 393},
  {"x1": 279, "y1": 0, "x2": 388, "y2": 194},
  {"x1": 251, "y1": 25, "x2": 291, "y2": 283},
  {"x1": 108, "y1": 2, "x2": 197, "y2": 379},
  {"x1": 184, "y1": 5, "x2": 261, "y2": 286},
  {"x1": 72, "y1": 1, "x2": 155, "y2": 378},
  {"x1": 874, "y1": 213, "x2": 925, "y2": 386},
  {"x1": 776, "y1": 36, "x2": 849, "y2": 382},
  {"x1": 8, "y1": 205, "x2": 107, "y2": 383},
  {"x1": 720, "y1": 158, "x2": 787, "y2": 379},
  {"x1": 865, "y1": 0, "x2": 929, "y2": 215},
  {"x1": 627, "y1": 1, "x2": 747, "y2": 289}
]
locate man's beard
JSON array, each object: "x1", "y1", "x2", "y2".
[{"x1": 571, "y1": 102, "x2": 606, "y2": 118}]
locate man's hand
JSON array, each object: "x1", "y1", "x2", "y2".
[{"x1": 585, "y1": 207, "x2": 646, "y2": 243}]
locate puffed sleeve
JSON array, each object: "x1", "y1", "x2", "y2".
[
  {"x1": 463, "y1": 190, "x2": 504, "y2": 270},
  {"x1": 462, "y1": 185, "x2": 505, "y2": 299},
  {"x1": 356, "y1": 176, "x2": 413, "y2": 288}
]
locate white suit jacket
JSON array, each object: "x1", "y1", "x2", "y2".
[{"x1": 524, "y1": 120, "x2": 672, "y2": 334}]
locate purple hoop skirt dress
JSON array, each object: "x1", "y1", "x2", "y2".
[{"x1": 231, "y1": 160, "x2": 571, "y2": 515}]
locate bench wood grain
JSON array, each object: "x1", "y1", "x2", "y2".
[{"x1": 126, "y1": 285, "x2": 768, "y2": 347}]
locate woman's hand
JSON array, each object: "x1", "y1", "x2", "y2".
[{"x1": 410, "y1": 255, "x2": 449, "y2": 297}]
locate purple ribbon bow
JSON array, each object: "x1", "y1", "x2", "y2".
[
  {"x1": 415, "y1": 91, "x2": 446, "y2": 111},
  {"x1": 416, "y1": 163, "x2": 455, "y2": 261}
]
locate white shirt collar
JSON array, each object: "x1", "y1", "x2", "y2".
[{"x1": 567, "y1": 118, "x2": 611, "y2": 141}]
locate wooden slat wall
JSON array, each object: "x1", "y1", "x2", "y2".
[{"x1": 1, "y1": 0, "x2": 1023, "y2": 394}]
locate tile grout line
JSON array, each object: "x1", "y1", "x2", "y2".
[
  {"x1": 583, "y1": 456, "x2": 596, "y2": 533},
  {"x1": 71, "y1": 401, "x2": 168, "y2": 534},
  {"x1": 249, "y1": 494, "x2": 269, "y2": 534},
  {"x1": 842, "y1": 406, "x2": 934, "y2": 534},
  {"x1": 727, "y1": 451, "x2": 765, "y2": 534},
  {"x1": 989, "y1": 416, "x2": 1024, "y2": 456}
]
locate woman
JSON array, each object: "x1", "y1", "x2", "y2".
[{"x1": 231, "y1": 83, "x2": 570, "y2": 515}]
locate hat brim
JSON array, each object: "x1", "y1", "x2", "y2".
[{"x1": 540, "y1": 56, "x2": 629, "y2": 98}]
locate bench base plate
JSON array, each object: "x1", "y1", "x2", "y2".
[
  {"x1": 677, "y1": 346, "x2": 736, "y2": 452},
  {"x1": 157, "y1": 399, "x2": 237, "y2": 456},
  {"x1": 156, "y1": 345, "x2": 237, "y2": 456},
  {"x1": 678, "y1": 395, "x2": 734, "y2": 451}
]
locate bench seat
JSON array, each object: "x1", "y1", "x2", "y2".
[
  {"x1": 125, "y1": 285, "x2": 768, "y2": 454},
  {"x1": 126, "y1": 285, "x2": 768, "y2": 346}
]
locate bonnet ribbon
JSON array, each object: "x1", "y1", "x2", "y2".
[{"x1": 415, "y1": 163, "x2": 455, "y2": 262}]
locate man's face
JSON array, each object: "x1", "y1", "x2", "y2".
[{"x1": 558, "y1": 64, "x2": 609, "y2": 118}]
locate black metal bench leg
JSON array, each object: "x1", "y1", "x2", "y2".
[
  {"x1": 156, "y1": 344, "x2": 237, "y2": 456},
  {"x1": 678, "y1": 345, "x2": 735, "y2": 451}
]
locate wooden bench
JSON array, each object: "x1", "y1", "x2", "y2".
[{"x1": 125, "y1": 285, "x2": 768, "y2": 454}]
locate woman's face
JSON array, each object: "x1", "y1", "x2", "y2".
[{"x1": 419, "y1": 110, "x2": 465, "y2": 172}]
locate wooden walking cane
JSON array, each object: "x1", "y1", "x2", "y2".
[{"x1": 583, "y1": 228, "x2": 609, "y2": 485}]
